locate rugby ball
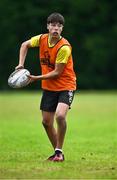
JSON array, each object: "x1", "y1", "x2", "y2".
[{"x1": 8, "y1": 69, "x2": 30, "y2": 88}]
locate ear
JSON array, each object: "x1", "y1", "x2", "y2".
[{"x1": 47, "y1": 24, "x2": 49, "y2": 30}]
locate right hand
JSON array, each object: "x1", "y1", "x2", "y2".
[
  {"x1": 15, "y1": 64, "x2": 24, "y2": 70},
  {"x1": 26, "y1": 74, "x2": 41, "y2": 83}
]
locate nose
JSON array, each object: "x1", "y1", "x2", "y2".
[{"x1": 54, "y1": 25, "x2": 59, "y2": 30}]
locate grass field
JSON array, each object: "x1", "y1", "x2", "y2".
[{"x1": 0, "y1": 91, "x2": 117, "y2": 179}]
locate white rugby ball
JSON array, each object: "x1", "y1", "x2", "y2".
[{"x1": 8, "y1": 69, "x2": 30, "y2": 88}]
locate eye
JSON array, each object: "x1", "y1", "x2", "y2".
[
  {"x1": 58, "y1": 24, "x2": 63, "y2": 28},
  {"x1": 51, "y1": 23, "x2": 63, "y2": 28},
  {"x1": 51, "y1": 23, "x2": 56, "y2": 27}
]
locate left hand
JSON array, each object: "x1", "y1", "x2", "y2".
[{"x1": 27, "y1": 75, "x2": 41, "y2": 83}]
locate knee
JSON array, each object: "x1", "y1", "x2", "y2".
[
  {"x1": 56, "y1": 113, "x2": 66, "y2": 125},
  {"x1": 42, "y1": 119, "x2": 50, "y2": 128}
]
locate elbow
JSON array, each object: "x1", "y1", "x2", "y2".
[
  {"x1": 21, "y1": 42, "x2": 26, "y2": 48},
  {"x1": 21, "y1": 41, "x2": 30, "y2": 49},
  {"x1": 54, "y1": 71, "x2": 61, "y2": 78}
]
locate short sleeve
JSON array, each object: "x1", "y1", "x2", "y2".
[
  {"x1": 56, "y1": 45, "x2": 71, "y2": 64},
  {"x1": 30, "y1": 34, "x2": 42, "y2": 47}
]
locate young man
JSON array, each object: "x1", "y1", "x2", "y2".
[{"x1": 15, "y1": 12, "x2": 76, "y2": 162}]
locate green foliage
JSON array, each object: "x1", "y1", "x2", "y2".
[{"x1": 0, "y1": 0, "x2": 117, "y2": 90}]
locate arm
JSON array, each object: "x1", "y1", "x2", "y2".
[
  {"x1": 15, "y1": 40, "x2": 31, "y2": 70},
  {"x1": 28, "y1": 63, "x2": 66, "y2": 81},
  {"x1": 15, "y1": 35, "x2": 41, "y2": 70}
]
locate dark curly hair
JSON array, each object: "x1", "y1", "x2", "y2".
[{"x1": 47, "y1": 12, "x2": 65, "y2": 25}]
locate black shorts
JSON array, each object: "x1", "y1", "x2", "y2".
[{"x1": 40, "y1": 90, "x2": 75, "y2": 112}]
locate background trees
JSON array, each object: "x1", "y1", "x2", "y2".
[{"x1": 0, "y1": 0, "x2": 117, "y2": 90}]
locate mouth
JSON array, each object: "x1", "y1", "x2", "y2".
[{"x1": 53, "y1": 32, "x2": 59, "y2": 36}]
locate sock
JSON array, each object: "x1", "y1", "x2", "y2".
[{"x1": 55, "y1": 148, "x2": 62, "y2": 154}]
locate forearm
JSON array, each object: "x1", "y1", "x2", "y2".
[
  {"x1": 36, "y1": 70, "x2": 60, "y2": 80},
  {"x1": 28, "y1": 63, "x2": 65, "y2": 82},
  {"x1": 18, "y1": 42, "x2": 28, "y2": 66}
]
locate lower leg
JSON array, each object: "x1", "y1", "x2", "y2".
[
  {"x1": 51, "y1": 117, "x2": 66, "y2": 162},
  {"x1": 55, "y1": 103, "x2": 69, "y2": 151},
  {"x1": 42, "y1": 111, "x2": 57, "y2": 149},
  {"x1": 56, "y1": 117, "x2": 67, "y2": 149},
  {"x1": 42, "y1": 121, "x2": 57, "y2": 149}
]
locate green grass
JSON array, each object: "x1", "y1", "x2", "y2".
[{"x1": 0, "y1": 91, "x2": 117, "y2": 179}]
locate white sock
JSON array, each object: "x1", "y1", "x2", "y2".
[{"x1": 55, "y1": 148, "x2": 62, "y2": 153}]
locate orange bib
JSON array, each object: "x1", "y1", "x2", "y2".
[{"x1": 39, "y1": 34, "x2": 76, "y2": 91}]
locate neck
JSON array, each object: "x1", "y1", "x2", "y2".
[{"x1": 49, "y1": 34, "x2": 61, "y2": 45}]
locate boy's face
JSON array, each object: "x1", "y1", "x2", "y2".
[{"x1": 47, "y1": 22, "x2": 63, "y2": 38}]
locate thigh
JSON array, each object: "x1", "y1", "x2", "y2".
[
  {"x1": 40, "y1": 90, "x2": 59, "y2": 112},
  {"x1": 56, "y1": 103, "x2": 69, "y2": 118},
  {"x1": 58, "y1": 90, "x2": 75, "y2": 109}
]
